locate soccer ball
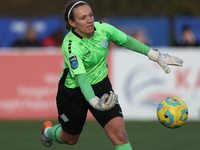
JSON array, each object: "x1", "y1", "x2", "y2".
[{"x1": 157, "y1": 97, "x2": 188, "y2": 128}]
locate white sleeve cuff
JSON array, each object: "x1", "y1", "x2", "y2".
[
  {"x1": 89, "y1": 96, "x2": 99, "y2": 108},
  {"x1": 148, "y1": 49, "x2": 160, "y2": 61}
]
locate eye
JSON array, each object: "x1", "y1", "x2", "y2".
[{"x1": 80, "y1": 16, "x2": 86, "y2": 20}]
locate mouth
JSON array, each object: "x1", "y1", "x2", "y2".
[{"x1": 87, "y1": 24, "x2": 94, "y2": 29}]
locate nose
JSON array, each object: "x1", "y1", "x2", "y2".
[{"x1": 87, "y1": 16, "x2": 93, "y2": 23}]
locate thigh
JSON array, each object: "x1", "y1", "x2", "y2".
[
  {"x1": 56, "y1": 80, "x2": 89, "y2": 135},
  {"x1": 89, "y1": 102, "x2": 123, "y2": 128}
]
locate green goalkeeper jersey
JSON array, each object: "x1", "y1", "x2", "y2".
[{"x1": 61, "y1": 22, "x2": 150, "y2": 88}]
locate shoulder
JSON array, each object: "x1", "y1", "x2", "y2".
[
  {"x1": 63, "y1": 31, "x2": 81, "y2": 47},
  {"x1": 94, "y1": 21, "x2": 114, "y2": 29},
  {"x1": 94, "y1": 22, "x2": 117, "y2": 38},
  {"x1": 62, "y1": 33, "x2": 81, "y2": 54}
]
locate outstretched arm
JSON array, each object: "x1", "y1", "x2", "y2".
[
  {"x1": 121, "y1": 35, "x2": 150, "y2": 55},
  {"x1": 121, "y1": 35, "x2": 183, "y2": 73}
]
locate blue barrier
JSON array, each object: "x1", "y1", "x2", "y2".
[
  {"x1": 174, "y1": 16, "x2": 200, "y2": 44},
  {"x1": 0, "y1": 16, "x2": 63, "y2": 47},
  {"x1": 0, "y1": 16, "x2": 200, "y2": 48},
  {"x1": 108, "y1": 17, "x2": 170, "y2": 46}
]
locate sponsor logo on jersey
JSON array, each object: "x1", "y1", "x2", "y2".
[
  {"x1": 101, "y1": 38, "x2": 107, "y2": 48},
  {"x1": 69, "y1": 56, "x2": 78, "y2": 69}
]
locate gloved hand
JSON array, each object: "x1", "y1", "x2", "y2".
[
  {"x1": 89, "y1": 91, "x2": 118, "y2": 111},
  {"x1": 148, "y1": 49, "x2": 183, "y2": 73}
]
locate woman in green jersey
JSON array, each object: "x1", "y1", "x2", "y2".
[{"x1": 41, "y1": 1, "x2": 183, "y2": 150}]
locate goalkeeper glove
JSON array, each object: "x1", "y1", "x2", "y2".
[
  {"x1": 89, "y1": 91, "x2": 118, "y2": 111},
  {"x1": 148, "y1": 49, "x2": 183, "y2": 73}
]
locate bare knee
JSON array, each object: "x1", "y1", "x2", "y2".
[
  {"x1": 104, "y1": 117, "x2": 129, "y2": 145},
  {"x1": 115, "y1": 127, "x2": 129, "y2": 142},
  {"x1": 64, "y1": 139, "x2": 78, "y2": 145},
  {"x1": 60, "y1": 130, "x2": 80, "y2": 145},
  {"x1": 62, "y1": 137, "x2": 79, "y2": 145}
]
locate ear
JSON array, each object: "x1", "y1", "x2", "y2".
[{"x1": 68, "y1": 20, "x2": 76, "y2": 28}]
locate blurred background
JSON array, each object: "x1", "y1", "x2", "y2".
[
  {"x1": 0, "y1": 0, "x2": 200, "y2": 47},
  {"x1": 0, "y1": 0, "x2": 200, "y2": 150}
]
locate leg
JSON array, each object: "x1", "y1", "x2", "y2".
[
  {"x1": 60, "y1": 129, "x2": 80, "y2": 145},
  {"x1": 89, "y1": 103, "x2": 133, "y2": 150},
  {"x1": 104, "y1": 117, "x2": 133, "y2": 150},
  {"x1": 41, "y1": 80, "x2": 88, "y2": 147},
  {"x1": 104, "y1": 117, "x2": 129, "y2": 145},
  {"x1": 42, "y1": 122, "x2": 81, "y2": 146},
  {"x1": 50, "y1": 80, "x2": 88, "y2": 145}
]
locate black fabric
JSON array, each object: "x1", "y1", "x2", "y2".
[
  {"x1": 56, "y1": 76, "x2": 123, "y2": 135},
  {"x1": 60, "y1": 68, "x2": 69, "y2": 84}
]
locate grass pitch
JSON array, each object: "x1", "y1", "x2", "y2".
[{"x1": 0, "y1": 120, "x2": 199, "y2": 150}]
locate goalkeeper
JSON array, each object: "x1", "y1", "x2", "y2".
[{"x1": 41, "y1": 0, "x2": 183, "y2": 150}]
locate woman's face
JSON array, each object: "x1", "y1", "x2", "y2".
[{"x1": 69, "y1": 5, "x2": 94, "y2": 38}]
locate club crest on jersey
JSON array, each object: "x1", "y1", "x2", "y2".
[
  {"x1": 101, "y1": 38, "x2": 107, "y2": 48},
  {"x1": 69, "y1": 56, "x2": 78, "y2": 69}
]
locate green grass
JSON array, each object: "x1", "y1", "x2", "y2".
[{"x1": 0, "y1": 120, "x2": 199, "y2": 150}]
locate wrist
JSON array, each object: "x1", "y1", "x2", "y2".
[
  {"x1": 89, "y1": 96, "x2": 99, "y2": 108},
  {"x1": 148, "y1": 49, "x2": 160, "y2": 61}
]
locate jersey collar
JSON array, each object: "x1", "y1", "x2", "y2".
[{"x1": 72, "y1": 27, "x2": 96, "y2": 39}]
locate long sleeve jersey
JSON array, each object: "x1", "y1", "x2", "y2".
[{"x1": 61, "y1": 22, "x2": 151, "y2": 101}]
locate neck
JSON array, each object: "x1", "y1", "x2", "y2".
[{"x1": 75, "y1": 29, "x2": 94, "y2": 38}]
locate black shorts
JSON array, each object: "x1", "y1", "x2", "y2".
[{"x1": 56, "y1": 75, "x2": 123, "y2": 135}]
